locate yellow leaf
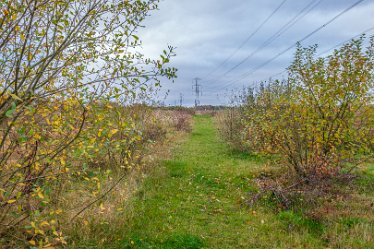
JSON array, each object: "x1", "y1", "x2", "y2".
[
  {"x1": 34, "y1": 133, "x2": 41, "y2": 140},
  {"x1": 35, "y1": 228, "x2": 45, "y2": 235},
  {"x1": 40, "y1": 221, "x2": 49, "y2": 227},
  {"x1": 7, "y1": 199, "x2": 16, "y2": 204},
  {"x1": 37, "y1": 191, "x2": 44, "y2": 199},
  {"x1": 60, "y1": 237, "x2": 67, "y2": 245},
  {"x1": 61, "y1": 167, "x2": 69, "y2": 173},
  {"x1": 29, "y1": 240, "x2": 36, "y2": 246}
]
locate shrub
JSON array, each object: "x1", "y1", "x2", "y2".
[
  {"x1": 0, "y1": 0, "x2": 176, "y2": 247},
  {"x1": 174, "y1": 111, "x2": 193, "y2": 132},
  {"x1": 242, "y1": 37, "x2": 374, "y2": 179},
  {"x1": 216, "y1": 108, "x2": 246, "y2": 151}
]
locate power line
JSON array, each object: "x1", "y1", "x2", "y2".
[
  {"x1": 223, "y1": 0, "x2": 322, "y2": 76},
  {"x1": 255, "y1": 25, "x2": 374, "y2": 83},
  {"x1": 215, "y1": 0, "x2": 366, "y2": 91},
  {"x1": 251, "y1": 0, "x2": 366, "y2": 74},
  {"x1": 318, "y1": 25, "x2": 374, "y2": 56},
  {"x1": 219, "y1": 28, "x2": 374, "y2": 95},
  {"x1": 267, "y1": 0, "x2": 323, "y2": 43},
  {"x1": 271, "y1": 0, "x2": 325, "y2": 43},
  {"x1": 202, "y1": 0, "x2": 288, "y2": 80},
  {"x1": 204, "y1": 0, "x2": 323, "y2": 90}
]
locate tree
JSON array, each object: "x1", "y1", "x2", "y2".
[{"x1": 0, "y1": 0, "x2": 176, "y2": 246}]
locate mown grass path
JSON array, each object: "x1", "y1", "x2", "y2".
[{"x1": 116, "y1": 115, "x2": 328, "y2": 248}]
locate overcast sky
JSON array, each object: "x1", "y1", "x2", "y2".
[{"x1": 138, "y1": 0, "x2": 374, "y2": 106}]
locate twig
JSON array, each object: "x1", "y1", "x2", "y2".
[{"x1": 71, "y1": 172, "x2": 127, "y2": 221}]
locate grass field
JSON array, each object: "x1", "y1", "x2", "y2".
[{"x1": 75, "y1": 114, "x2": 373, "y2": 249}]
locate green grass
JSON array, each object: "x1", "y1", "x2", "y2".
[
  {"x1": 73, "y1": 115, "x2": 374, "y2": 248},
  {"x1": 108, "y1": 115, "x2": 328, "y2": 248}
]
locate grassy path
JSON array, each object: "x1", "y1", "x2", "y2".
[
  {"x1": 115, "y1": 115, "x2": 328, "y2": 248},
  {"x1": 71, "y1": 114, "x2": 374, "y2": 248}
]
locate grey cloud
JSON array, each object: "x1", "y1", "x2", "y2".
[{"x1": 138, "y1": 0, "x2": 374, "y2": 106}]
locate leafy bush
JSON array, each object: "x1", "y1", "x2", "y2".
[
  {"x1": 0, "y1": 0, "x2": 176, "y2": 247},
  {"x1": 216, "y1": 108, "x2": 246, "y2": 151},
  {"x1": 242, "y1": 37, "x2": 373, "y2": 179}
]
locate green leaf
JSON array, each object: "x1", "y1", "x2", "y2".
[
  {"x1": 10, "y1": 93, "x2": 22, "y2": 102},
  {"x1": 5, "y1": 102, "x2": 16, "y2": 118}
]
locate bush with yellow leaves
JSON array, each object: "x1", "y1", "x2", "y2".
[{"x1": 0, "y1": 0, "x2": 176, "y2": 247}]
